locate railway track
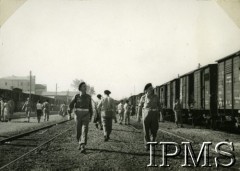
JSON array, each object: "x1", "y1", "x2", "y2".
[{"x1": 0, "y1": 119, "x2": 74, "y2": 170}]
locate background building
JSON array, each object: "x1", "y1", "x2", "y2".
[
  {"x1": 35, "y1": 84, "x2": 47, "y2": 95},
  {"x1": 0, "y1": 75, "x2": 35, "y2": 94}
]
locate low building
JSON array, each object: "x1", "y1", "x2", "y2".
[
  {"x1": 41, "y1": 91, "x2": 77, "y2": 104},
  {"x1": 0, "y1": 75, "x2": 35, "y2": 94},
  {"x1": 35, "y1": 84, "x2": 47, "y2": 95}
]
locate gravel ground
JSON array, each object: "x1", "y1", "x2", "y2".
[{"x1": 0, "y1": 117, "x2": 239, "y2": 171}]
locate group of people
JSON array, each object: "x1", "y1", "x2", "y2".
[
  {"x1": 68, "y1": 82, "x2": 121, "y2": 153},
  {"x1": 22, "y1": 98, "x2": 51, "y2": 123},
  {"x1": 0, "y1": 97, "x2": 14, "y2": 122},
  {"x1": 69, "y1": 81, "x2": 184, "y2": 153}
]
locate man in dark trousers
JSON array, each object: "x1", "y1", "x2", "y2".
[
  {"x1": 138, "y1": 83, "x2": 161, "y2": 151},
  {"x1": 69, "y1": 82, "x2": 93, "y2": 153}
]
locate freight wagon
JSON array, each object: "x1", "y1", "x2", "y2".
[{"x1": 217, "y1": 51, "x2": 240, "y2": 129}]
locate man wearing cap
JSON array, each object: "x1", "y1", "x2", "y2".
[
  {"x1": 98, "y1": 90, "x2": 115, "y2": 142},
  {"x1": 138, "y1": 83, "x2": 160, "y2": 150},
  {"x1": 69, "y1": 82, "x2": 93, "y2": 153},
  {"x1": 22, "y1": 98, "x2": 32, "y2": 123},
  {"x1": 94, "y1": 94, "x2": 103, "y2": 130},
  {"x1": 117, "y1": 100, "x2": 124, "y2": 124}
]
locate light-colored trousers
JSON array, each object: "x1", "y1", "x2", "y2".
[
  {"x1": 118, "y1": 110, "x2": 124, "y2": 122},
  {"x1": 174, "y1": 111, "x2": 182, "y2": 125},
  {"x1": 101, "y1": 111, "x2": 113, "y2": 137},
  {"x1": 75, "y1": 111, "x2": 90, "y2": 145},
  {"x1": 142, "y1": 109, "x2": 159, "y2": 145},
  {"x1": 43, "y1": 109, "x2": 49, "y2": 121},
  {"x1": 124, "y1": 111, "x2": 130, "y2": 124}
]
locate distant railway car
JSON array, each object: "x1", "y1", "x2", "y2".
[
  {"x1": 217, "y1": 51, "x2": 240, "y2": 128},
  {"x1": 179, "y1": 71, "x2": 194, "y2": 123},
  {"x1": 192, "y1": 64, "x2": 218, "y2": 127}
]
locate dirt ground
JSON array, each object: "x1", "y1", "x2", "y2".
[{"x1": 0, "y1": 117, "x2": 239, "y2": 171}]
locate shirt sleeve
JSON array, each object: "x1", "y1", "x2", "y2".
[
  {"x1": 138, "y1": 96, "x2": 144, "y2": 108},
  {"x1": 97, "y1": 99, "x2": 103, "y2": 111},
  {"x1": 68, "y1": 95, "x2": 76, "y2": 113},
  {"x1": 89, "y1": 96, "x2": 93, "y2": 117}
]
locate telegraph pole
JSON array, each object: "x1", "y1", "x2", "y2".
[{"x1": 29, "y1": 71, "x2": 32, "y2": 100}]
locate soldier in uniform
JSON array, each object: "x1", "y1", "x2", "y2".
[
  {"x1": 69, "y1": 82, "x2": 93, "y2": 153},
  {"x1": 117, "y1": 100, "x2": 124, "y2": 124},
  {"x1": 22, "y1": 98, "x2": 31, "y2": 122},
  {"x1": 98, "y1": 90, "x2": 115, "y2": 142},
  {"x1": 94, "y1": 94, "x2": 103, "y2": 130},
  {"x1": 124, "y1": 100, "x2": 131, "y2": 125},
  {"x1": 138, "y1": 83, "x2": 160, "y2": 150},
  {"x1": 42, "y1": 100, "x2": 50, "y2": 121},
  {"x1": 173, "y1": 98, "x2": 183, "y2": 128}
]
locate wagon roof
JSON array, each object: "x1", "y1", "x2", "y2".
[
  {"x1": 193, "y1": 63, "x2": 217, "y2": 72},
  {"x1": 216, "y1": 50, "x2": 240, "y2": 62}
]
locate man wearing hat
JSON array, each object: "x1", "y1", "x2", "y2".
[
  {"x1": 22, "y1": 97, "x2": 32, "y2": 123},
  {"x1": 69, "y1": 82, "x2": 93, "y2": 153},
  {"x1": 138, "y1": 83, "x2": 160, "y2": 150},
  {"x1": 93, "y1": 94, "x2": 103, "y2": 130},
  {"x1": 98, "y1": 90, "x2": 116, "y2": 141}
]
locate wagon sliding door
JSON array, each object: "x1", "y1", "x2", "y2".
[
  {"x1": 233, "y1": 56, "x2": 240, "y2": 111},
  {"x1": 225, "y1": 59, "x2": 233, "y2": 110}
]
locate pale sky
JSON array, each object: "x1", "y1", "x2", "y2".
[{"x1": 0, "y1": 0, "x2": 240, "y2": 100}]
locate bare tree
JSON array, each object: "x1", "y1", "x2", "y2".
[{"x1": 71, "y1": 79, "x2": 95, "y2": 96}]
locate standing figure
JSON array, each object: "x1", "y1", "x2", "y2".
[
  {"x1": 0, "y1": 97, "x2": 4, "y2": 121},
  {"x1": 42, "y1": 100, "x2": 50, "y2": 121},
  {"x1": 3, "y1": 98, "x2": 10, "y2": 122},
  {"x1": 68, "y1": 82, "x2": 93, "y2": 153},
  {"x1": 117, "y1": 100, "x2": 124, "y2": 125},
  {"x1": 22, "y1": 98, "x2": 31, "y2": 122},
  {"x1": 36, "y1": 100, "x2": 43, "y2": 123},
  {"x1": 8, "y1": 99, "x2": 15, "y2": 121},
  {"x1": 124, "y1": 100, "x2": 131, "y2": 125},
  {"x1": 138, "y1": 83, "x2": 160, "y2": 151},
  {"x1": 173, "y1": 98, "x2": 183, "y2": 128},
  {"x1": 94, "y1": 94, "x2": 103, "y2": 130},
  {"x1": 60, "y1": 102, "x2": 68, "y2": 117},
  {"x1": 98, "y1": 90, "x2": 115, "y2": 142}
]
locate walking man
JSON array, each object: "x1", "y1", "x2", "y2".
[
  {"x1": 94, "y1": 94, "x2": 103, "y2": 130},
  {"x1": 124, "y1": 100, "x2": 131, "y2": 125},
  {"x1": 68, "y1": 82, "x2": 93, "y2": 153},
  {"x1": 117, "y1": 100, "x2": 124, "y2": 124},
  {"x1": 43, "y1": 100, "x2": 50, "y2": 121},
  {"x1": 173, "y1": 98, "x2": 183, "y2": 128},
  {"x1": 36, "y1": 100, "x2": 43, "y2": 123},
  {"x1": 98, "y1": 90, "x2": 115, "y2": 142},
  {"x1": 138, "y1": 83, "x2": 160, "y2": 150},
  {"x1": 22, "y1": 98, "x2": 31, "y2": 122}
]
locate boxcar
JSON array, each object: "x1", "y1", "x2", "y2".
[
  {"x1": 179, "y1": 70, "x2": 194, "y2": 123},
  {"x1": 216, "y1": 51, "x2": 240, "y2": 128},
  {"x1": 192, "y1": 64, "x2": 218, "y2": 127}
]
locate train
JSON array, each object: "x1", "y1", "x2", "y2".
[
  {"x1": 0, "y1": 88, "x2": 65, "y2": 112},
  {"x1": 125, "y1": 50, "x2": 240, "y2": 130}
]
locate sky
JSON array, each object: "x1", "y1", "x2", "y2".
[{"x1": 0, "y1": 0, "x2": 240, "y2": 100}]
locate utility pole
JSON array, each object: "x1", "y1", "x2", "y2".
[{"x1": 29, "y1": 71, "x2": 32, "y2": 100}]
